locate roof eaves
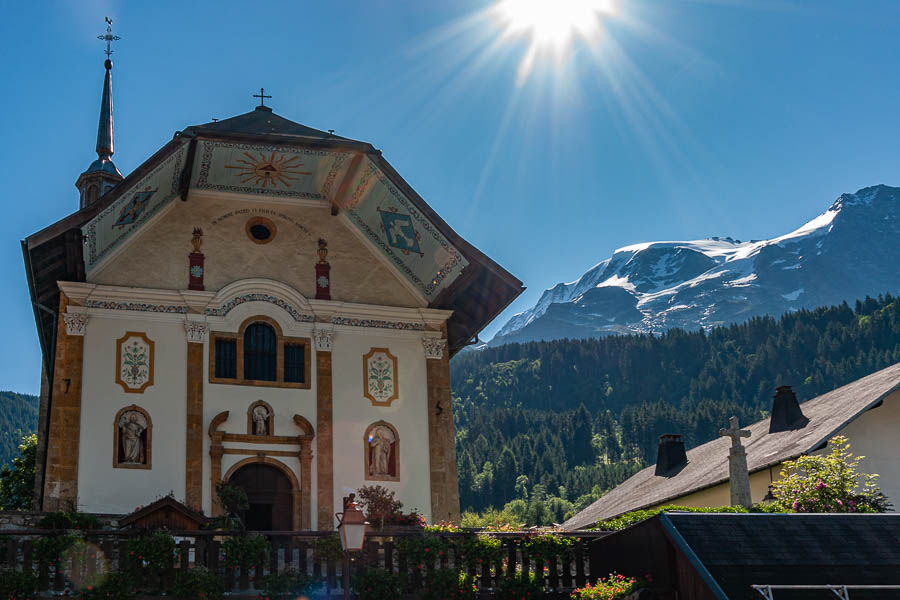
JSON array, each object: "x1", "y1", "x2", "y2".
[{"x1": 25, "y1": 136, "x2": 188, "y2": 250}]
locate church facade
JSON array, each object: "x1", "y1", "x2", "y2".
[{"x1": 23, "y1": 41, "x2": 522, "y2": 529}]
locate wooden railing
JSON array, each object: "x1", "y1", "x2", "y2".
[{"x1": 0, "y1": 529, "x2": 614, "y2": 598}]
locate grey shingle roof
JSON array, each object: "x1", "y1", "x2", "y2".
[
  {"x1": 664, "y1": 513, "x2": 900, "y2": 598},
  {"x1": 563, "y1": 362, "x2": 900, "y2": 530}
]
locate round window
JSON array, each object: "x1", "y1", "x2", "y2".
[{"x1": 245, "y1": 217, "x2": 277, "y2": 244}]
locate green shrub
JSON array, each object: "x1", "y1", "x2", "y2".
[
  {"x1": 570, "y1": 573, "x2": 648, "y2": 599},
  {"x1": 455, "y1": 534, "x2": 503, "y2": 565},
  {"x1": 0, "y1": 567, "x2": 39, "y2": 599},
  {"x1": 127, "y1": 531, "x2": 176, "y2": 572},
  {"x1": 396, "y1": 534, "x2": 450, "y2": 566},
  {"x1": 33, "y1": 533, "x2": 79, "y2": 564},
  {"x1": 352, "y1": 568, "x2": 403, "y2": 600},
  {"x1": 495, "y1": 572, "x2": 543, "y2": 599},
  {"x1": 172, "y1": 566, "x2": 224, "y2": 600},
  {"x1": 37, "y1": 511, "x2": 101, "y2": 531},
  {"x1": 262, "y1": 569, "x2": 321, "y2": 598},
  {"x1": 591, "y1": 505, "x2": 759, "y2": 531},
  {"x1": 221, "y1": 534, "x2": 269, "y2": 572},
  {"x1": 523, "y1": 533, "x2": 573, "y2": 561},
  {"x1": 422, "y1": 568, "x2": 478, "y2": 600},
  {"x1": 772, "y1": 436, "x2": 891, "y2": 513},
  {"x1": 81, "y1": 570, "x2": 136, "y2": 600},
  {"x1": 312, "y1": 534, "x2": 343, "y2": 563}
]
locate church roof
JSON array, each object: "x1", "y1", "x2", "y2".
[
  {"x1": 563, "y1": 362, "x2": 900, "y2": 530},
  {"x1": 188, "y1": 105, "x2": 358, "y2": 142},
  {"x1": 23, "y1": 105, "x2": 523, "y2": 364}
]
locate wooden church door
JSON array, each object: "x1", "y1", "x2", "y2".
[{"x1": 229, "y1": 463, "x2": 293, "y2": 531}]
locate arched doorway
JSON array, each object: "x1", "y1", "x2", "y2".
[{"x1": 228, "y1": 463, "x2": 293, "y2": 531}]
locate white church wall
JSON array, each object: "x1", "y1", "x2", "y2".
[
  {"x1": 330, "y1": 329, "x2": 432, "y2": 528},
  {"x1": 77, "y1": 314, "x2": 187, "y2": 514}
]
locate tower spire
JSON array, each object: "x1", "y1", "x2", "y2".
[
  {"x1": 96, "y1": 17, "x2": 118, "y2": 161},
  {"x1": 76, "y1": 17, "x2": 123, "y2": 209}
]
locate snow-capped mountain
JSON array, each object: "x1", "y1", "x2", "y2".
[{"x1": 491, "y1": 185, "x2": 900, "y2": 346}]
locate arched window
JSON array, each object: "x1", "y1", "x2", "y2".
[{"x1": 244, "y1": 322, "x2": 277, "y2": 381}]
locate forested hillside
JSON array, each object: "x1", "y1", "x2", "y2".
[
  {"x1": 0, "y1": 391, "x2": 38, "y2": 467},
  {"x1": 452, "y1": 294, "x2": 900, "y2": 518}
]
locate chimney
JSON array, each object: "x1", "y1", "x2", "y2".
[
  {"x1": 655, "y1": 434, "x2": 687, "y2": 476},
  {"x1": 769, "y1": 385, "x2": 809, "y2": 433}
]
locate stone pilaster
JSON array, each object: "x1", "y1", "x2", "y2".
[
  {"x1": 43, "y1": 294, "x2": 86, "y2": 511},
  {"x1": 299, "y1": 439, "x2": 314, "y2": 530},
  {"x1": 424, "y1": 334, "x2": 460, "y2": 523},
  {"x1": 315, "y1": 329, "x2": 334, "y2": 530},
  {"x1": 185, "y1": 322, "x2": 207, "y2": 509}
]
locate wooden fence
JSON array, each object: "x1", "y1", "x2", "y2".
[{"x1": 0, "y1": 529, "x2": 614, "y2": 598}]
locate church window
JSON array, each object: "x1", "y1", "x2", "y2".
[
  {"x1": 209, "y1": 316, "x2": 310, "y2": 389},
  {"x1": 244, "y1": 322, "x2": 277, "y2": 381},
  {"x1": 214, "y1": 338, "x2": 237, "y2": 379},
  {"x1": 284, "y1": 343, "x2": 305, "y2": 383},
  {"x1": 245, "y1": 217, "x2": 276, "y2": 244}
]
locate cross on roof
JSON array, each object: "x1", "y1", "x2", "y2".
[
  {"x1": 97, "y1": 17, "x2": 120, "y2": 59},
  {"x1": 253, "y1": 87, "x2": 272, "y2": 107},
  {"x1": 719, "y1": 416, "x2": 751, "y2": 449}
]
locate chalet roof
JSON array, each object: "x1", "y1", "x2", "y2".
[
  {"x1": 662, "y1": 513, "x2": 900, "y2": 598},
  {"x1": 118, "y1": 495, "x2": 208, "y2": 530},
  {"x1": 563, "y1": 362, "x2": 900, "y2": 530}
]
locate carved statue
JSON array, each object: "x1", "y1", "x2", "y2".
[
  {"x1": 368, "y1": 425, "x2": 395, "y2": 476},
  {"x1": 252, "y1": 405, "x2": 269, "y2": 436},
  {"x1": 119, "y1": 410, "x2": 147, "y2": 464}
]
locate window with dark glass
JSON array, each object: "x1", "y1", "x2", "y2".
[
  {"x1": 214, "y1": 338, "x2": 237, "y2": 379},
  {"x1": 284, "y1": 343, "x2": 305, "y2": 383},
  {"x1": 244, "y1": 322, "x2": 277, "y2": 381}
]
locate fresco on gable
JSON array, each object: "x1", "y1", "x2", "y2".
[
  {"x1": 83, "y1": 142, "x2": 187, "y2": 271},
  {"x1": 346, "y1": 159, "x2": 468, "y2": 301},
  {"x1": 195, "y1": 140, "x2": 351, "y2": 200}
]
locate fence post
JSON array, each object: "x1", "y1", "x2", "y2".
[
  {"x1": 574, "y1": 539, "x2": 586, "y2": 588},
  {"x1": 588, "y1": 537, "x2": 603, "y2": 584}
]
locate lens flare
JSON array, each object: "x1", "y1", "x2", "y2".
[{"x1": 493, "y1": 0, "x2": 619, "y2": 81}]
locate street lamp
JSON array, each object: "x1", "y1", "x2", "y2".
[{"x1": 336, "y1": 494, "x2": 369, "y2": 600}]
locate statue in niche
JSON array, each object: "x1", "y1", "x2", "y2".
[
  {"x1": 252, "y1": 405, "x2": 270, "y2": 436},
  {"x1": 368, "y1": 425, "x2": 396, "y2": 477},
  {"x1": 118, "y1": 410, "x2": 147, "y2": 464}
]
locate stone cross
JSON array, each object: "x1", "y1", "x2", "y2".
[{"x1": 719, "y1": 416, "x2": 752, "y2": 508}]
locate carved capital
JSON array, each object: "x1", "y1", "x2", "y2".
[
  {"x1": 209, "y1": 444, "x2": 224, "y2": 459},
  {"x1": 313, "y1": 328, "x2": 335, "y2": 352},
  {"x1": 184, "y1": 321, "x2": 209, "y2": 343},
  {"x1": 63, "y1": 313, "x2": 89, "y2": 336},
  {"x1": 423, "y1": 336, "x2": 447, "y2": 360}
]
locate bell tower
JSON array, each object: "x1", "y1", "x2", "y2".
[{"x1": 75, "y1": 17, "x2": 123, "y2": 209}]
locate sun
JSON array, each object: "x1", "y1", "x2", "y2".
[{"x1": 493, "y1": 0, "x2": 619, "y2": 80}]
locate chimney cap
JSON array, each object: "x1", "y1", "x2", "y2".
[{"x1": 656, "y1": 433, "x2": 687, "y2": 476}]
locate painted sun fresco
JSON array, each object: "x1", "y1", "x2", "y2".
[{"x1": 224, "y1": 151, "x2": 312, "y2": 188}]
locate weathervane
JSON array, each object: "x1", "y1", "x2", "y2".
[
  {"x1": 253, "y1": 87, "x2": 272, "y2": 107},
  {"x1": 97, "y1": 17, "x2": 120, "y2": 60}
]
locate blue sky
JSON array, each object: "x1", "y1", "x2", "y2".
[{"x1": 3, "y1": 1, "x2": 899, "y2": 395}]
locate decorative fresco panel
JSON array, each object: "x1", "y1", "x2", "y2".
[
  {"x1": 363, "y1": 347, "x2": 398, "y2": 406},
  {"x1": 116, "y1": 332, "x2": 155, "y2": 393},
  {"x1": 83, "y1": 143, "x2": 188, "y2": 271},
  {"x1": 346, "y1": 158, "x2": 468, "y2": 301},
  {"x1": 194, "y1": 140, "x2": 351, "y2": 200}
]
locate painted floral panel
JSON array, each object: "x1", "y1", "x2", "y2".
[
  {"x1": 117, "y1": 333, "x2": 154, "y2": 393},
  {"x1": 363, "y1": 348, "x2": 398, "y2": 406}
]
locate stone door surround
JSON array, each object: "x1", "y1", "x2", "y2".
[{"x1": 209, "y1": 411, "x2": 314, "y2": 530}]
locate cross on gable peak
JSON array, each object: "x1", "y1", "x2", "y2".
[{"x1": 253, "y1": 87, "x2": 272, "y2": 108}]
